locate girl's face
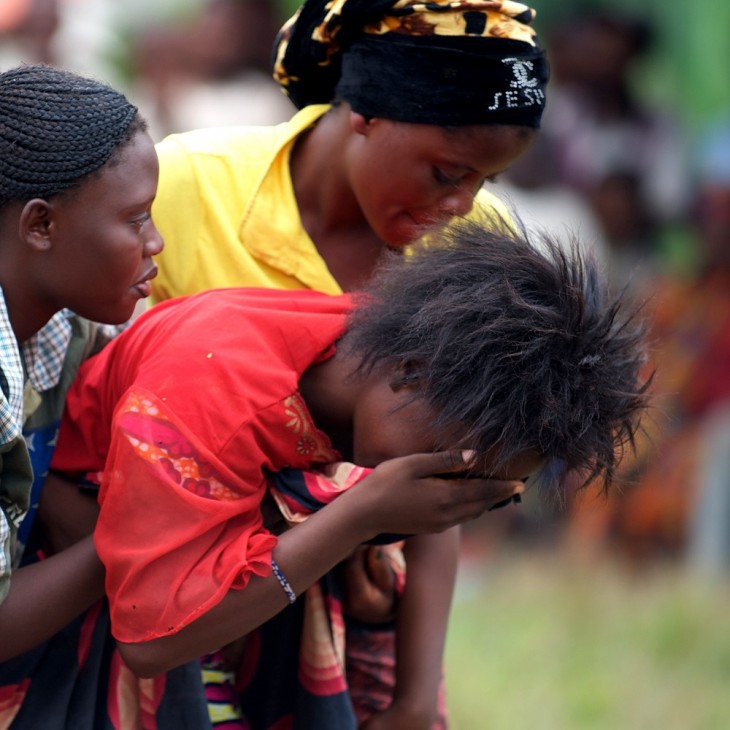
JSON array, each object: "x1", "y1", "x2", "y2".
[
  {"x1": 351, "y1": 376, "x2": 542, "y2": 481},
  {"x1": 41, "y1": 129, "x2": 163, "y2": 324},
  {"x1": 345, "y1": 116, "x2": 536, "y2": 246}
]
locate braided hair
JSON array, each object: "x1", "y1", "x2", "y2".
[
  {"x1": 0, "y1": 64, "x2": 145, "y2": 208},
  {"x1": 343, "y1": 215, "x2": 651, "y2": 492}
]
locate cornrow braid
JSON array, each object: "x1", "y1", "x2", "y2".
[{"x1": 0, "y1": 64, "x2": 143, "y2": 206}]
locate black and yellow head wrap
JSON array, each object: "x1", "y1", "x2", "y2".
[{"x1": 273, "y1": 0, "x2": 549, "y2": 127}]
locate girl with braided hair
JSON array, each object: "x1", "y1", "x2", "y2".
[
  {"x1": 0, "y1": 61, "x2": 162, "y2": 674},
  {"x1": 42, "y1": 218, "x2": 648, "y2": 729}
]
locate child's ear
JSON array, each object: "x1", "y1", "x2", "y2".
[
  {"x1": 388, "y1": 379, "x2": 406, "y2": 393},
  {"x1": 20, "y1": 199, "x2": 53, "y2": 252},
  {"x1": 389, "y1": 362, "x2": 421, "y2": 392}
]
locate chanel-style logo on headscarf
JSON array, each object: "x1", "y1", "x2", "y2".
[
  {"x1": 488, "y1": 56, "x2": 545, "y2": 111},
  {"x1": 504, "y1": 57, "x2": 539, "y2": 89}
]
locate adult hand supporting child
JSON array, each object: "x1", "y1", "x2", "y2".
[{"x1": 35, "y1": 472, "x2": 100, "y2": 555}]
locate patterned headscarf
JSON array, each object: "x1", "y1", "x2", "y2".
[{"x1": 273, "y1": 0, "x2": 549, "y2": 127}]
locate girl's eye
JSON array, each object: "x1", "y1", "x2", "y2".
[{"x1": 131, "y1": 212, "x2": 151, "y2": 231}]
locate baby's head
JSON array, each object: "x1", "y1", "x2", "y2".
[{"x1": 342, "y1": 215, "x2": 650, "y2": 491}]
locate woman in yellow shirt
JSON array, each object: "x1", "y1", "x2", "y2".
[
  {"x1": 149, "y1": 2, "x2": 550, "y2": 727},
  {"x1": 150, "y1": 0, "x2": 548, "y2": 300}
]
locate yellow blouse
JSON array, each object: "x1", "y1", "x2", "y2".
[{"x1": 151, "y1": 105, "x2": 510, "y2": 302}]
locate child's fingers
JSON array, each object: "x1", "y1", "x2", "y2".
[
  {"x1": 365, "y1": 545, "x2": 397, "y2": 594},
  {"x1": 401, "y1": 450, "x2": 525, "y2": 507},
  {"x1": 341, "y1": 546, "x2": 397, "y2": 623},
  {"x1": 360, "y1": 452, "x2": 526, "y2": 535},
  {"x1": 448, "y1": 476, "x2": 525, "y2": 508},
  {"x1": 398, "y1": 449, "x2": 475, "y2": 479}
]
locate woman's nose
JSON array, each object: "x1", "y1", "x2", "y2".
[
  {"x1": 439, "y1": 187, "x2": 475, "y2": 217},
  {"x1": 145, "y1": 223, "x2": 165, "y2": 257}
]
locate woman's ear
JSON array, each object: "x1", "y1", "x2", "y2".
[
  {"x1": 19, "y1": 198, "x2": 53, "y2": 251},
  {"x1": 350, "y1": 111, "x2": 375, "y2": 136}
]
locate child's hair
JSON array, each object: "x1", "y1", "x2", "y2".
[
  {"x1": 0, "y1": 64, "x2": 146, "y2": 209},
  {"x1": 343, "y1": 215, "x2": 650, "y2": 491}
]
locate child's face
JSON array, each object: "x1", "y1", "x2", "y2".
[
  {"x1": 352, "y1": 377, "x2": 542, "y2": 480},
  {"x1": 346, "y1": 116, "x2": 535, "y2": 247},
  {"x1": 42, "y1": 129, "x2": 163, "y2": 324}
]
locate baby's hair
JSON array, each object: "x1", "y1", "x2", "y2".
[
  {"x1": 0, "y1": 64, "x2": 146, "y2": 208},
  {"x1": 343, "y1": 215, "x2": 650, "y2": 491}
]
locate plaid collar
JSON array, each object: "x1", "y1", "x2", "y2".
[{"x1": 0, "y1": 287, "x2": 72, "y2": 445}]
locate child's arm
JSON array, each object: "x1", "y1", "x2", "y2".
[
  {"x1": 361, "y1": 529, "x2": 459, "y2": 730},
  {"x1": 114, "y1": 452, "x2": 518, "y2": 678}
]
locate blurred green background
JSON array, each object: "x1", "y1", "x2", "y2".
[
  {"x1": 445, "y1": 543, "x2": 730, "y2": 730},
  {"x1": 532, "y1": 0, "x2": 730, "y2": 134}
]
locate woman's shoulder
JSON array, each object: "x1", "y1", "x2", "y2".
[{"x1": 154, "y1": 105, "x2": 330, "y2": 168}]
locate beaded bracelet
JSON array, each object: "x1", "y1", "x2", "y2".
[{"x1": 270, "y1": 557, "x2": 297, "y2": 604}]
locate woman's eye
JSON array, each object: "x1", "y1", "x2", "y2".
[{"x1": 433, "y1": 168, "x2": 460, "y2": 186}]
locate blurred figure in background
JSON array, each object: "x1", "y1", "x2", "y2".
[
  {"x1": 568, "y1": 118, "x2": 730, "y2": 567},
  {"x1": 129, "y1": 0, "x2": 294, "y2": 138},
  {"x1": 0, "y1": 0, "x2": 59, "y2": 68},
  {"x1": 494, "y1": 133, "x2": 611, "y2": 267},
  {"x1": 539, "y1": 9, "x2": 690, "y2": 292}
]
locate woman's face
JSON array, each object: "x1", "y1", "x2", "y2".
[
  {"x1": 41, "y1": 129, "x2": 163, "y2": 324},
  {"x1": 345, "y1": 116, "x2": 536, "y2": 246}
]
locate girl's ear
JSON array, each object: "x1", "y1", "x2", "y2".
[
  {"x1": 389, "y1": 361, "x2": 421, "y2": 392},
  {"x1": 19, "y1": 199, "x2": 53, "y2": 251}
]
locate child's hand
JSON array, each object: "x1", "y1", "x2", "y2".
[
  {"x1": 342, "y1": 545, "x2": 398, "y2": 623},
  {"x1": 359, "y1": 702, "x2": 437, "y2": 730},
  {"x1": 349, "y1": 450, "x2": 524, "y2": 539}
]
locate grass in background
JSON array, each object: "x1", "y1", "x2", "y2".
[{"x1": 445, "y1": 548, "x2": 730, "y2": 730}]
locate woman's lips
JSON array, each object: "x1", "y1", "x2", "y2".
[{"x1": 133, "y1": 266, "x2": 158, "y2": 298}]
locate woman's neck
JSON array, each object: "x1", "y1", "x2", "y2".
[
  {"x1": 291, "y1": 108, "x2": 363, "y2": 235},
  {"x1": 290, "y1": 108, "x2": 388, "y2": 291},
  {"x1": 0, "y1": 243, "x2": 51, "y2": 344}
]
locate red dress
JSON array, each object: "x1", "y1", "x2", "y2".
[{"x1": 51, "y1": 288, "x2": 349, "y2": 643}]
